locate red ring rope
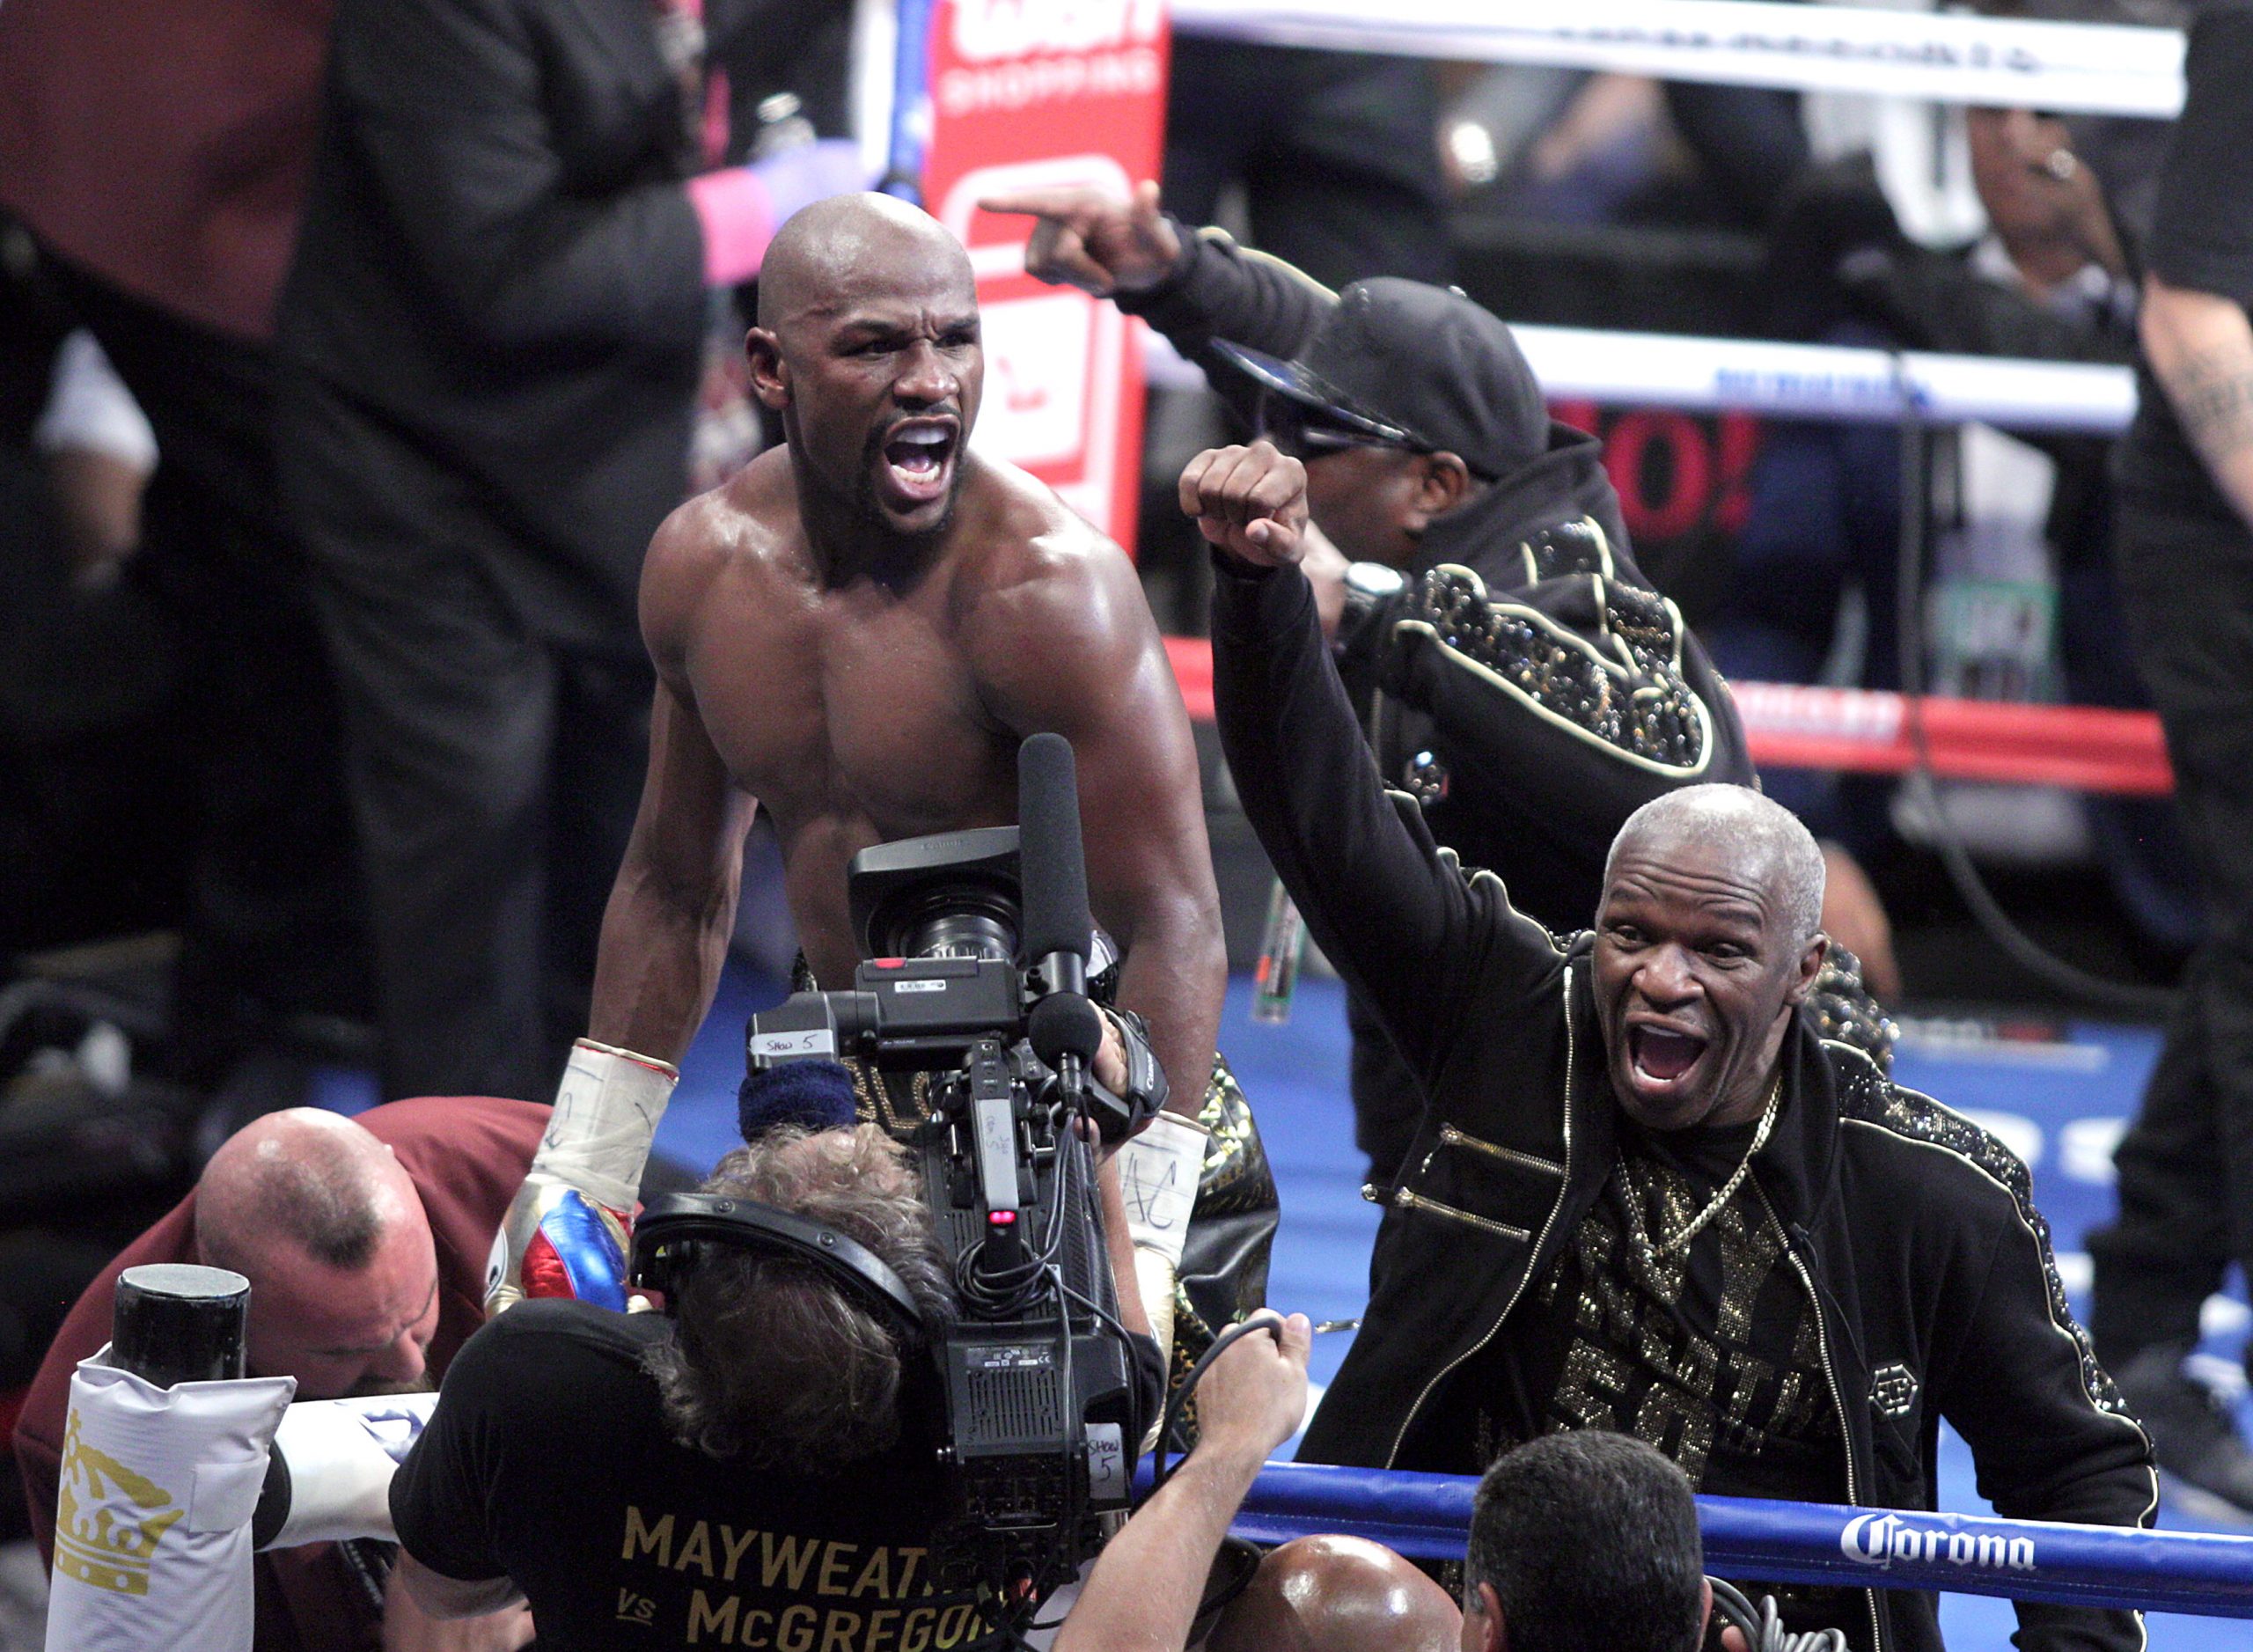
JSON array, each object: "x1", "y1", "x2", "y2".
[{"x1": 1161, "y1": 638, "x2": 2174, "y2": 796}]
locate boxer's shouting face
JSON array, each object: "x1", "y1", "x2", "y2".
[
  {"x1": 750, "y1": 196, "x2": 984, "y2": 542},
  {"x1": 1592, "y1": 830, "x2": 1821, "y2": 1134}
]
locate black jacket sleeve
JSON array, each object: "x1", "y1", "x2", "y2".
[
  {"x1": 1116, "y1": 226, "x2": 1337, "y2": 428},
  {"x1": 2147, "y1": 5, "x2": 2253, "y2": 307},
  {"x1": 1209, "y1": 554, "x2": 1563, "y2": 1087},
  {"x1": 327, "y1": 0, "x2": 708, "y2": 356},
  {"x1": 1926, "y1": 1169, "x2": 2156, "y2": 1652}
]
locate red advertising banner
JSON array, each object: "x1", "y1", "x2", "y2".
[{"x1": 920, "y1": 0, "x2": 1169, "y2": 552}]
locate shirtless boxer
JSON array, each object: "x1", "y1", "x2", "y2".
[{"x1": 488, "y1": 195, "x2": 1252, "y2": 1346}]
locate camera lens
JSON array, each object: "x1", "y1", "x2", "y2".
[{"x1": 907, "y1": 907, "x2": 1016, "y2": 962}]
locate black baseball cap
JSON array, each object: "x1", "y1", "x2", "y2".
[{"x1": 1210, "y1": 278, "x2": 1550, "y2": 482}]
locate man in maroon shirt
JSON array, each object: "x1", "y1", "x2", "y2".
[{"x1": 15, "y1": 1097, "x2": 543, "y2": 1652}]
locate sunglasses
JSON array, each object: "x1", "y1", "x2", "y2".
[{"x1": 1256, "y1": 392, "x2": 1433, "y2": 464}]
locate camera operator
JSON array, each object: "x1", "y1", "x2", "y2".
[{"x1": 389, "y1": 1115, "x2": 1163, "y2": 1647}]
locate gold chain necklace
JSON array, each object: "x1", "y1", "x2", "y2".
[{"x1": 1640, "y1": 1071, "x2": 1784, "y2": 1257}]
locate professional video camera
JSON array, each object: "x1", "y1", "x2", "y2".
[{"x1": 644, "y1": 734, "x2": 1162, "y2": 1626}]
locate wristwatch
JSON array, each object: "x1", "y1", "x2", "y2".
[{"x1": 1334, "y1": 561, "x2": 1408, "y2": 660}]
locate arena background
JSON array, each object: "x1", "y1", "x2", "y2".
[{"x1": 6, "y1": 0, "x2": 2249, "y2": 1642}]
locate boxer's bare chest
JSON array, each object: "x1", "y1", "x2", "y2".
[{"x1": 680, "y1": 548, "x2": 1017, "y2": 971}]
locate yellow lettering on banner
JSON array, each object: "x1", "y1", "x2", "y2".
[
  {"x1": 623, "y1": 1507, "x2": 674, "y2": 1568},
  {"x1": 762, "y1": 1534, "x2": 819, "y2": 1591},
  {"x1": 936, "y1": 1604, "x2": 977, "y2": 1648},
  {"x1": 777, "y1": 1603, "x2": 818, "y2": 1652},
  {"x1": 722, "y1": 1524, "x2": 760, "y2": 1583},
  {"x1": 865, "y1": 1608, "x2": 901, "y2": 1652},
  {"x1": 740, "y1": 1609, "x2": 774, "y2": 1649},
  {"x1": 818, "y1": 1541, "x2": 858, "y2": 1597},
  {"x1": 676, "y1": 1520, "x2": 716, "y2": 1578},
  {"x1": 849, "y1": 1548, "x2": 892, "y2": 1598},
  {"x1": 818, "y1": 1607, "x2": 863, "y2": 1652},
  {"x1": 686, "y1": 1588, "x2": 738, "y2": 1645},
  {"x1": 895, "y1": 1547, "x2": 926, "y2": 1597},
  {"x1": 900, "y1": 1604, "x2": 936, "y2": 1652}
]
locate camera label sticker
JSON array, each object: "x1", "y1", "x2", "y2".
[{"x1": 750, "y1": 1030, "x2": 835, "y2": 1057}]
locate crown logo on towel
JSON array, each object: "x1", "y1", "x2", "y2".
[{"x1": 53, "y1": 1411, "x2": 185, "y2": 1597}]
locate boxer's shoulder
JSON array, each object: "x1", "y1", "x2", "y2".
[
  {"x1": 650, "y1": 458, "x2": 800, "y2": 579},
  {"x1": 950, "y1": 454, "x2": 1136, "y2": 622},
  {"x1": 641, "y1": 457, "x2": 808, "y2": 645}
]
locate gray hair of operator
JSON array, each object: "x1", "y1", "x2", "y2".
[
  {"x1": 642, "y1": 1124, "x2": 956, "y2": 1473},
  {"x1": 1604, "y1": 784, "x2": 1827, "y2": 944}
]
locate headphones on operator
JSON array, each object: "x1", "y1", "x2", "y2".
[{"x1": 629, "y1": 1193, "x2": 931, "y2": 1352}]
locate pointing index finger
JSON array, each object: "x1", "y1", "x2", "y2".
[{"x1": 976, "y1": 189, "x2": 1086, "y2": 221}]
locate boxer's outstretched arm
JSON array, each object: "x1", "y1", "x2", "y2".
[
  {"x1": 584, "y1": 674, "x2": 758, "y2": 1064},
  {"x1": 488, "y1": 513, "x2": 752, "y2": 1314},
  {"x1": 585, "y1": 501, "x2": 760, "y2": 1063},
  {"x1": 972, "y1": 539, "x2": 1226, "y2": 1116}
]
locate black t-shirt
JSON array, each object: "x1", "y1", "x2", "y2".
[
  {"x1": 1461, "y1": 1114, "x2": 1862, "y2": 1644},
  {"x1": 392, "y1": 1302, "x2": 988, "y2": 1652},
  {"x1": 2121, "y1": 1, "x2": 2253, "y2": 506}
]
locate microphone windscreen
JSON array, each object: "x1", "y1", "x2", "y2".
[
  {"x1": 738, "y1": 1060, "x2": 858, "y2": 1142},
  {"x1": 1018, "y1": 732, "x2": 1091, "y2": 966},
  {"x1": 1028, "y1": 993, "x2": 1105, "y2": 1068}
]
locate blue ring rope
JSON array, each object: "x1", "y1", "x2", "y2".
[{"x1": 1129, "y1": 1460, "x2": 2253, "y2": 1619}]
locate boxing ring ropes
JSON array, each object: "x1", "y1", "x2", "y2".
[
  {"x1": 844, "y1": 0, "x2": 2250, "y2": 1626},
  {"x1": 1126, "y1": 10, "x2": 2176, "y2": 798}
]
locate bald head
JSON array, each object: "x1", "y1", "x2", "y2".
[
  {"x1": 195, "y1": 1109, "x2": 415, "y2": 1281},
  {"x1": 194, "y1": 1109, "x2": 441, "y2": 1398},
  {"x1": 757, "y1": 193, "x2": 973, "y2": 335},
  {"x1": 1208, "y1": 1536, "x2": 1459, "y2": 1652},
  {"x1": 1607, "y1": 784, "x2": 1825, "y2": 947}
]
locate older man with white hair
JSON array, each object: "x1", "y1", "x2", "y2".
[{"x1": 1184, "y1": 437, "x2": 2157, "y2": 1652}]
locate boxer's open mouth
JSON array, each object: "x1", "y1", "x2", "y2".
[
  {"x1": 1628, "y1": 1023, "x2": 1709, "y2": 1088},
  {"x1": 878, "y1": 418, "x2": 958, "y2": 508}
]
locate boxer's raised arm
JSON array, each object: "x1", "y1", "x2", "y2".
[{"x1": 971, "y1": 535, "x2": 1225, "y2": 1118}]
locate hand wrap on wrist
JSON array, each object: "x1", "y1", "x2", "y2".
[{"x1": 485, "y1": 1039, "x2": 677, "y2": 1316}]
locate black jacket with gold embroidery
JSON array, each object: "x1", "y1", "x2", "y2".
[
  {"x1": 1119, "y1": 223, "x2": 1753, "y2": 933},
  {"x1": 1210, "y1": 555, "x2": 2155, "y2": 1652}
]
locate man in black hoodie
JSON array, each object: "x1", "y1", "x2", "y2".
[{"x1": 984, "y1": 184, "x2": 1785, "y2": 1181}]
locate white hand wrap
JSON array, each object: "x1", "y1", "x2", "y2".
[
  {"x1": 258, "y1": 1392, "x2": 441, "y2": 1550},
  {"x1": 45, "y1": 1351, "x2": 293, "y2": 1652},
  {"x1": 1112, "y1": 1112, "x2": 1207, "y2": 1370},
  {"x1": 532, "y1": 1039, "x2": 679, "y2": 1215}
]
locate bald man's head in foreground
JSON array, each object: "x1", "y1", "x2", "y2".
[
  {"x1": 1207, "y1": 1535, "x2": 1459, "y2": 1652},
  {"x1": 194, "y1": 1108, "x2": 440, "y2": 1399},
  {"x1": 1593, "y1": 783, "x2": 1829, "y2": 1134},
  {"x1": 746, "y1": 193, "x2": 982, "y2": 543}
]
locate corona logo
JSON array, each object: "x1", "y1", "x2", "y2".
[
  {"x1": 1839, "y1": 1512, "x2": 2035, "y2": 1574},
  {"x1": 52, "y1": 1411, "x2": 185, "y2": 1597}
]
